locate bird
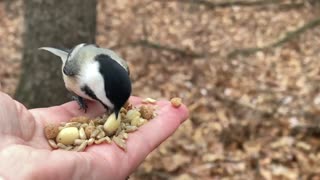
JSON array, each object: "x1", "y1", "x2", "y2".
[{"x1": 39, "y1": 43, "x2": 131, "y2": 119}]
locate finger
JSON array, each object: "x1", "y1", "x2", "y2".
[
  {"x1": 29, "y1": 100, "x2": 105, "y2": 124},
  {"x1": 85, "y1": 101, "x2": 189, "y2": 177},
  {"x1": 0, "y1": 92, "x2": 24, "y2": 135},
  {"x1": 30, "y1": 96, "x2": 142, "y2": 125},
  {"x1": 128, "y1": 96, "x2": 142, "y2": 106}
]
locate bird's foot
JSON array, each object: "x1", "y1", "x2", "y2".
[{"x1": 72, "y1": 96, "x2": 88, "y2": 112}]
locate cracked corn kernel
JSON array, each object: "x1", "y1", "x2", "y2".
[
  {"x1": 170, "y1": 97, "x2": 182, "y2": 108},
  {"x1": 139, "y1": 105, "x2": 154, "y2": 120}
]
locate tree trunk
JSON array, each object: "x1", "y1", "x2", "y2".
[{"x1": 15, "y1": 0, "x2": 97, "y2": 108}]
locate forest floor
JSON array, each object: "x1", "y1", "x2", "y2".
[{"x1": 1, "y1": 0, "x2": 320, "y2": 179}]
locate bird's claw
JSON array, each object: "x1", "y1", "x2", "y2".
[{"x1": 72, "y1": 96, "x2": 88, "y2": 113}]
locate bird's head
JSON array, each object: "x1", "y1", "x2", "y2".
[{"x1": 39, "y1": 43, "x2": 91, "y2": 77}]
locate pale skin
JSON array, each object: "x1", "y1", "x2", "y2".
[{"x1": 0, "y1": 92, "x2": 189, "y2": 180}]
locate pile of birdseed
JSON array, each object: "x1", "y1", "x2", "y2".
[{"x1": 44, "y1": 97, "x2": 182, "y2": 152}]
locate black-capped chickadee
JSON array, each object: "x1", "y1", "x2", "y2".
[{"x1": 39, "y1": 43, "x2": 131, "y2": 118}]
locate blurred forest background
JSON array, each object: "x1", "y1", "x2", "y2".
[{"x1": 1, "y1": 0, "x2": 320, "y2": 179}]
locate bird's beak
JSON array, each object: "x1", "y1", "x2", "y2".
[
  {"x1": 39, "y1": 47, "x2": 68, "y2": 64},
  {"x1": 114, "y1": 108, "x2": 120, "y2": 120}
]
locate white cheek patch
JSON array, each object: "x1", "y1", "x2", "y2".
[{"x1": 79, "y1": 61, "x2": 114, "y2": 109}]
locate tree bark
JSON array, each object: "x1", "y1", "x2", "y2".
[{"x1": 15, "y1": 0, "x2": 97, "y2": 108}]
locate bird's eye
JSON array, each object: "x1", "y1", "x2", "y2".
[
  {"x1": 63, "y1": 66, "x2": 75, "y2": 76},
  {"x1": 63, "y1": 67, "x2": 68, "y2": 75}
]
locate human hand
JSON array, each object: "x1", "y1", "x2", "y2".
[{"x1": 0, "y1": 92, "x2": 188, "y2": 180}]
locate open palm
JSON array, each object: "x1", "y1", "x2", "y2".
[{"x1": 0, "y1": 92, "x2": 188, "y2": 180}]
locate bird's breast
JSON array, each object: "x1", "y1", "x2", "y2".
[{"x1": 63, "y1": 75, "x2": 93, "y2": 100}]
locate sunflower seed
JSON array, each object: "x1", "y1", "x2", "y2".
[
  {"x1": 65, "y1": 122, "x2": 81, "y2": 128},
  {"x1": 65, "y1": 146, "x2": 73, "y2": 151},
  {"x1": 88, "y1": 138, "x2": 95, "y2": 145},
  {"x1": 118, "y1": 131, "x2": 128, "y2": 140},
  {"x1": 90, "y1": 129, "x2": 100, "y2": 138},
  {"x1": 89, "y1": 120, "x2": 95, "y2": 126},
  {"x1": 142, "y1": 98, "x2": 157, "y2": 104},
  {"x1": 105, "y1": 136, "x2": 112, "y2": 143},
  {"x1": 115, "y1": 124, "x2": 122, "y2": 136},
  {"x1": 71, "y1": 145, "x2": 80, "y2": 151},
  {"x1": 125, "y1": 125, "x2": 138, "y2": 133},
  {"x1": 95, "y1": 137, "x2": 111, "y2": 144},
  {"x1": 79, "y1": 127, "x2": 87, "y2": 140},
  {"x1": 48, "y1": 139, "x2": 58, "y2": 149},
  {"x1": 94, "y1": 139, "x2": 102, "y2": 144},
  {"x1": 96, "y1": 125, "x2": 104, "y2": 131},
  {"x1": 80, "y1": 123, "x2": 88, "y2": 128},
  {"x1": 97, "y1": 131, "x2": 106, "y2": 139},
  {"x1": 57, "y1": 143, "x2": 68, "y2": 149},
  {"x1": 95, "y1": 118, "x2": 106, "y2": 125},
  {"x1": 76, "y1": 141, "x2": 88, "y2": 152},
  {"x1": 120, "y1": 107, "x2": 127, "y2": 114},
  {"x1": 113, "y1": 136, "x2": 126, "y2": 151},
  {"x1": 74, "y1": 139, "x2": 86, "y2": 145}
]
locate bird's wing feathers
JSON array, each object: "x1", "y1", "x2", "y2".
[{"x1": 39, "y1": 47, "x2": 69, "y2": 64}]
